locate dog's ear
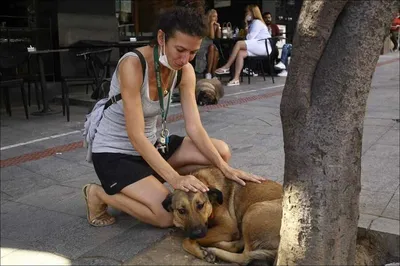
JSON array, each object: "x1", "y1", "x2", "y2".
[
  {"x1": 207, "y1": 188, "x2": 223, "y2": 205},
  {"x1": 162, "y1": 193, "x2": 173, "y2": 212}
]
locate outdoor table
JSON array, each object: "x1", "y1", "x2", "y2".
[{"x1": 28, "y1": 48, "x2": 69, "y2": 116}]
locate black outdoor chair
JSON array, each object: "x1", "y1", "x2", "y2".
[
  {"x1": 61, "y1": 48, "x2": 112, "y2": 122},
  {"x1": 0, "y1": 43, "x2": 31, "y2": 119},
  {"x1": 240, "y1": 37, "x2": 279, "y2": 85}
]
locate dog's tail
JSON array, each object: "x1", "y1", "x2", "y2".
[{"x1": 210, "y1": 248, "x2": 276, "y2": 265}]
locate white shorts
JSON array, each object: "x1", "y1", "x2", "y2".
[{"x1": 245, "y1": 39, "x2": 272, "y2": 57}]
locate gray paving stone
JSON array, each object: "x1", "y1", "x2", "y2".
[
  {"x1": 359, "y1": 189, "x2": 394, "y2": 216},
  {"x1": 60, "y1": 171, "x2": 99, "y2": 189},
  {"x1": 80, "y1": 223, "x2": 169, "y2": 263},
  {"x1": 208, "y1": 126, "x2": 259, "y2": 146},
  {"x1": 0, "y1": 166, "x2": 58, "y2": 199},
  {"x1": 239, "y1": 134, "x2": 284, "y2": 152},
  {"x1": 242, "y1": 148, "x2": 284, "y2": 179},
  {"x1": 18, "y1": 156, "x2": 93, "y2": 183},
  {"x1": 33, "y1": 131, "x2": 83, "y2": 150},
  {"x1": 0, "y1": 125, "x2": 37, "y2": 148},
  {"x1": 394, "y1": 121, "x2": 400, "y2": 130},
  {"x1": 15, "y1": 185, "x2": 88, "y2": 218},
  {"x1": 166, "y1": 120, "x2": 186, "y2": 136},
  {"x1": 363, "y1": 117, "x2": 396, "y2": 127},
  {"x1": 227, "y1": 104, "x2": 280, "y2": 116},
  {"x1": 30, "y1": 214, "x2": 140, "y2": 260},
  {"x1": 358, "y1": 213, "x2": 379, "y2": 229},
  {"x1": 382, "y1": 187, "x2": 400, "y2": 220},
  {"x1": 370, "y1": 217, "x2": 400, "y2": 236},
  {"x1": 1, "y1": 201, "x2": 77, "y2": 243},
  {"x1": 377, "y1": 129, "x2": 400, "y2": 146},
  {"x1": 362, "y1": 125, "x2": 393, "y2": 153},
  {"x1": 54, "y1": 147, "x2": 95, "y2": 168},
  {"x1": 365, "y1": 110, "x2": 400, "y2": 120},
  {"x1": 72, "y1": 257, "x2": 121, "y2": 265},
  {"x1": 364, "y1": 144, "x2": 400, "y2": 158},
  {"x1": 1, "y1": 192, "x2": 13, "y2": 202},
  {"x1": 361, "y1": 155, "x2": 399, "y2": 192}
]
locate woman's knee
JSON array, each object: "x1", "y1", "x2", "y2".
[
  {"x1": 238, "y1": 40, "x2": 247, "y2": 49},
  {"x1": 214, "y1": 139, "x2": 231, "y2": 162}
]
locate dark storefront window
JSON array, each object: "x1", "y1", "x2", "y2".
[{"x1": 115, "y1": 0, "x2": 176, "y2": 39}]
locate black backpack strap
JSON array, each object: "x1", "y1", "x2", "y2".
[{"x1": 104, "y1": 49, "x2": 146, "y2": 110}]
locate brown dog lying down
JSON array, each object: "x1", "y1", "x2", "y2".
[
  {"x1": 195, "y1": 78, "x2": 224, "y2": 106},
  {"x1": 162, "y1": 167, "x2": 283, "y2": 265},
  {"x1": 163, "y1": 167, "x2": 386, "y2": 265}
]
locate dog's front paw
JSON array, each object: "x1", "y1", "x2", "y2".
[{"x1": 200, "y1": 247, "x2": 216, "y2": 263}]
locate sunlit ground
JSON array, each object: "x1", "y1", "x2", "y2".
[{"x1": 1, "y1": 248, "x2": 71, "y2": 265}]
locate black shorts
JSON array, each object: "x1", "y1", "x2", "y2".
[{"x1": 92, "y1": 135, "x2": 185, "y2": 195}]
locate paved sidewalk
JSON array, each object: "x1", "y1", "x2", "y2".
[{"x1": 1, "y1": 53, "x2": 399, "y2": 265}]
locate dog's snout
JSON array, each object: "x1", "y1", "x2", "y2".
[{"x1": 188, "y1": 226, "x2": 207, "y2": 239}]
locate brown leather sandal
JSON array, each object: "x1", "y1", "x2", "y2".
[{"x1": 82, "y1": 184, "x2": 116, "y2": 227}]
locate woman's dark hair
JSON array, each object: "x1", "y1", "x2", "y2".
[{"x1": 151, "y1": 5, "x2": 207, "y2": 45}]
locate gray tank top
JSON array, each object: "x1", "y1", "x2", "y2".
[{"x1": 92, "y1": 52, "x2": 177, "y2": 156}]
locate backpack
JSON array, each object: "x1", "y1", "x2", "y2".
[{"x1": 82, "y1": 49, "x2": 182, "y2": 163}]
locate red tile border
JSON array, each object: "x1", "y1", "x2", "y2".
[{"x1": 1, "y1": 57, "x2": 397, "y2": 168}]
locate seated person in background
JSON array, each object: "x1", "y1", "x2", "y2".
[
  {"x1": 195, "y1": 9, "x2": 221, "y2": 79},
  {"x1": 262, "y1": 11, "x2": 291, "y2": 77},
  {"x1": 263, "y1": 12, "x2": 280, "y2": 37},
  {"x1": 274, "y1": 43, "x2": 292, "y2": 77},
  {"x1": 215, "y1": 5, "x2": 272, "y2": 86}
]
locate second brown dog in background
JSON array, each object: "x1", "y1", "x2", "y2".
[{"x1": 195, "y1": 78, "x2": 224, "y2": 106}]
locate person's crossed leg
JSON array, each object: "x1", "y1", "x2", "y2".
[{"x1": 215, "y1": 41, "x2": 248, "y2": 86}]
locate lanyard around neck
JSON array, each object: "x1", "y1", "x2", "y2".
[{"x1": 153, "y1": 45, "x2": 173, "y2": 122}]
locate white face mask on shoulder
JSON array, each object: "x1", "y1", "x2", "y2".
[{"x1": 159, "y1": 34, "x2": 177, "y2": 71}]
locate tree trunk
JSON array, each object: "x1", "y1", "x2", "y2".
[{"x1": 277, "y1": 0, "x2": 397, "y2": 265}]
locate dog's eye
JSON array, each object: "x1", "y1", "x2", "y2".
[
  {"x1": 197, "y1": 203, "x2": 204, "y2": 210},
  {"x1": 178, "y1": 208, "x2": 186, "y2": 215}
]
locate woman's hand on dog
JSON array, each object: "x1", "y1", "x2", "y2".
[
  {"x1": 171, "y1": 175, "x2": 209, "y2": 193},
  {"x1": 220, "y1": 165, "x2": 264, "y2": 186}
]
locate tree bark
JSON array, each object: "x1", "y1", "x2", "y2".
[{"x1": 277, "y1": 0, "x2": 397, "y2": 265}]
